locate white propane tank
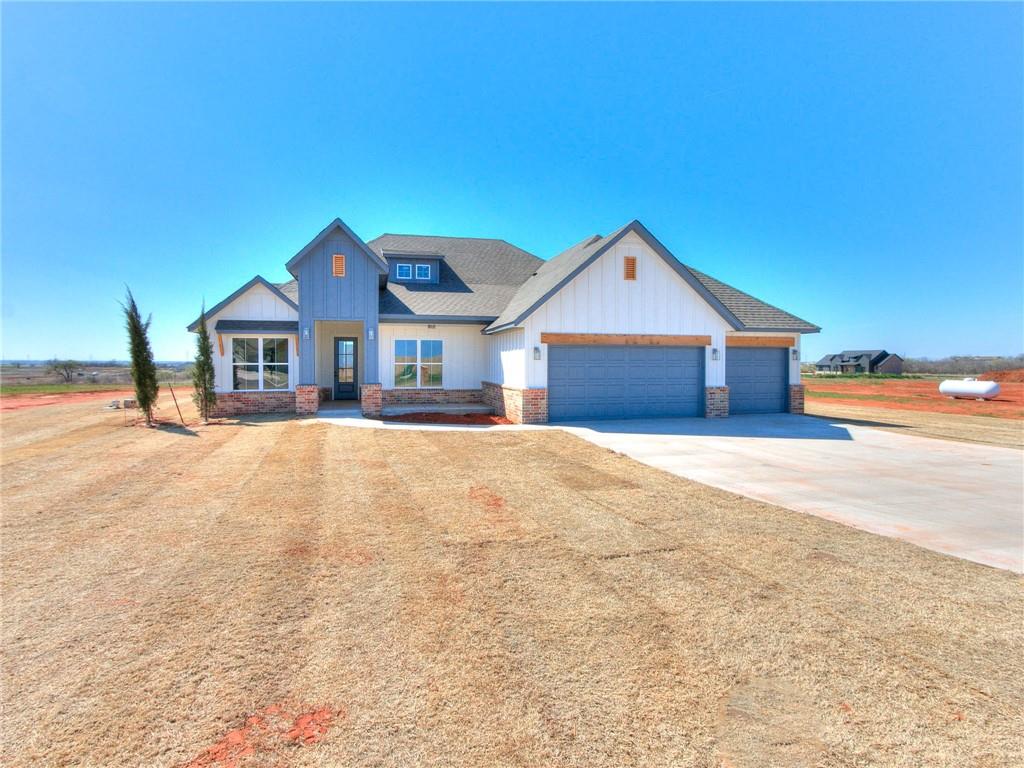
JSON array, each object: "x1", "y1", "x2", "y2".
[{"x1": 938, "y1": 378, "x2": 1001, "y2": 400}]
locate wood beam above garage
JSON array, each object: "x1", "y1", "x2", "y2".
[
  {"x1": 725, "y1": 335, "x2": 796, "y2": 348},
  {"x1": 540, "y1": 333, "x2": 712, "y2": 346}
]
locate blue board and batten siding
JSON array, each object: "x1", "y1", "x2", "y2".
[
  {"x1": 547, "y1": 345, "x2": 705, "y2": 421},
  {"x1": 295, "y1": 229, "x2": 381, "y2": 385},
  {"x1": 726, "y1": 347, "x2": 789, "y2": 414}
]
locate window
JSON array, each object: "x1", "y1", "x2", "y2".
[
  {"x1": 419, "y1": 340, "x2": 443, "y2": 387},
  {"x1": 623, "y1": 255, "x2": 637, "y2": 281},
  {"x1": 415, "y1": 264, "x2": 431, "y2": 280},
  {"x1": 396, "y1": 263, "x2": 412, "y2": 280},
  {"x1": 393, "y1": 339, "x2": 443, "y2": 388},
  {"x1": 232, "y1": 337, "x2": 289, "y2": 391},
  {"x1": 394, "y1": 339, "x2": 417, "y2": 387},
  {"x1": 232, "y1": 339, "x2": 259, "y2": 390},
  {"x1": 332, "y1": 254, "x2": 346, "y2": 277}
]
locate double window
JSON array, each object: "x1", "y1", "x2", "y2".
[
  {"x1": 395, "y1": 263, "x2": 431, "y2": 280},
  {"x1": 394, "y1": 339, "x2": 443, "y2": 388},
  {"x1": 232, "y1": 337, "x2": 290, "y2": 391}
]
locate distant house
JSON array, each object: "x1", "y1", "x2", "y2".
[{"x1": 816, "y1": 350, "x2": 903, "y2": 374}]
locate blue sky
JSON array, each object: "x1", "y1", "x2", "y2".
[{"x1": 3, "y1": 2, "x2": 1021, "y2": 362}]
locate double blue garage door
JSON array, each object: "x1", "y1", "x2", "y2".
[{"x1": 547, "y1": 345, "x2": 704, "y2": 421}]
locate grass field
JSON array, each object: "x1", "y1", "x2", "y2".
[{"x1": 1, "y1": 393, "x2": 1021, "y2": 767}]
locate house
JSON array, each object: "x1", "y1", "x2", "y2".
[
  {"x1": 815, "y1": 350, "x2": 904, "y2": 375},
  {"x1": 188, "y1": 218, "x2": 819, "y2": 423}
]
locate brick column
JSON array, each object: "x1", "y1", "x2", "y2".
[
  {"x1": 789, "y1": 384, "x2": 805, "y2": 414},
  {"x1": 361, "y1": 383, "x2": 382, "y2": 418},
  {"x1": 295, "y1": 385, "x2": 319, "y2": 416},
  {"x1": 705, "y1": 386, "x2": 729, "y2": 418},
  {"x1": 520, "y1": 388, "x2": 548, "y2": 424}
]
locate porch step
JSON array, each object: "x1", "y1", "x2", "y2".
[{"x1": 381, "y1": 404, "x2": 495, "y2": 417}]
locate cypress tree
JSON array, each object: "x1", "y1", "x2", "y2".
[
  {"x1": 122, "y1": 288, "x2": 159, "y2": 426},
  {"x1": 191, "y1": 304, "x2": 217, "y2": 423}
]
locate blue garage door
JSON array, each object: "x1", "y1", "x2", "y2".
[
  {"x1": 726, "y1": 347, "x2": 789, "y2": 414},
  {"x1": 547, "y1": 345, "x2": 704, "y2": 421}
]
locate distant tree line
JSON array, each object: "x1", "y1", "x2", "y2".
[{"x1": 902, "y1": 355, "x2": 1024, "y2": 375}]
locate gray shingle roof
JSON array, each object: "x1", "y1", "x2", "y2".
[
  {"x1": 276, "y1": 280, "x2": 298, "y2": 303},
  {"x1": 368, "y1": 234, "x2": 541, "y2": 320},
  {"x1": 685, "y1": 268, "x2": 819, "y2": 333},
  {"x1": 485, "y1": 221, "x2": 819, "y2": 334}
]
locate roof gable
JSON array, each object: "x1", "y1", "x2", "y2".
[
  {"x1": 286, "y1": 218, "x2": 388, "y2": 277},
  {"x1": 187, "y1": 275, "x2": 299, "y2": 332}
]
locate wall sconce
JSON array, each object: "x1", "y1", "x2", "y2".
[
  {"x1": 367, "y1": 328, "x2": 375, "y2": 341},
  {"x1": 711, "y1": 348, "x2": 720, "y2": 361},
  {"x1": 533, "y1": 346, "x2": 542, "y2": 360},
  {"x1": 427, "y1": 324, "x2": 436, "y2": 329},
  {"x1": 791, "y1": 348, "x2": 799, "y2": 361},
  {"x1": 302, "y1": 327, "x2": 310, "y2": 340}
]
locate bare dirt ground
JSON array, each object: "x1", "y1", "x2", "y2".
[
  {"x1": 806, "y1": 378, "x2": 1024, "y2": 420},
  {"x1": 1, "y1": 393, "x2": 1022, "y2": 767},
  {"x1": 806, "y1": 401, "x2": 1024, "y2": 450},
  {"x1": 0, "y1": 388, "x2": 135, "y2": 412}
]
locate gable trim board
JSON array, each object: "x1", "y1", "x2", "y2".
[
  {"x1": 187, "y1": 275, "x2": 299, "y2": 332},
  {"x1": 286, "y1": 218, "x2": 389, "y2": 276}
]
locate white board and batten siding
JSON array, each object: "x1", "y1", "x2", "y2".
[
  {"x1": 521, "y1": 233, "x2": 733, "y2": 387},
  {"x1": 206, "y1": 282, "x2": 299, "y2": 393},
  {"x1": 378, "y1": 324, "x2": 488, "y2": 390},
  {"x1": 485, "y1": 328, "x2": 527, "y2": 389}
]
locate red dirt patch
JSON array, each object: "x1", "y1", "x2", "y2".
[
  {"x1": 0, "y1": 389, "x2": 134, "y2": 412},
  {"x1": 989, "y1": 368, "x2": 1024, "y2": 383},
  {"x1": 806, "y1": 379, "x2": 1024, "y2": 419},
  {"x1": 468, "y1": 485, "x2": 506, "y2": 511},
  {"x1": 385, "y1": 411, "x2": 513, "y2": 425},
  {"x1": 184, "y1": 702, "x2": 346, "y2": 768}
]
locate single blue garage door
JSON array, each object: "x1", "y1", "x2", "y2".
[
  {"x1": 726, "y1": 347, "x2": 789, "y2": 414},
  {"x1": 547, "y1": 345, "x2": 704, "y2": 421}
]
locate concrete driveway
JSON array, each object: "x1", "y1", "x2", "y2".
[{"x1": 560, "y1": 414, "x2": 1024, "y2": 572}]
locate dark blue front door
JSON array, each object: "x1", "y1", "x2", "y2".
[
  {"x1": 334, "y1": 337, "x2": 357, "y2": 400},
  {"x1": 547, "y1": 345, "x2": 705, "y2": 421},
  {"x1": 726, "y1": 347, "x2": 788, "y2": 413}
]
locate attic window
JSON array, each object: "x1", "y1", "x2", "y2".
[
  {"x1": 396, "y1": 263, "x2": 412, "y2": 280},
  {"x1": 415, "y1": 264, "x2": 431, "y2": 280},
  {"x1": 332, "y1": 254, "x2": 346, "y2": 277},
  {"x1": 623, "y1": 255, "x2": 637, "y2": 281}
]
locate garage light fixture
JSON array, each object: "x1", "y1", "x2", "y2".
[
  {"x1": 711, "y1": 348, "x2": 720, "y2": 361},
  {"x1": 533, "y1": 346, "x2": 542, "y2": 360},
  {"x1": 303, "y1": 327, "x2": 310, "y2": 340},
  {"x1": 791, "y1": 348, "x2": 799, "y2": 361}
]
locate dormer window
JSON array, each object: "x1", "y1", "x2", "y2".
[
  {"x1": 415, "y1": 264, "x2": 431, "y2": 280},
  {"x1": 396, "y1": 263, "x2": 412, "y2": 280}
]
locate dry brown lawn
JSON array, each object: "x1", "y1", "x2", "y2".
[
  {"x1": 806, "y1": 400, "x2": 1024, "y2": 450},
  {"x1": 1, "y1": 393, "x2": 1022, "y2": 767}
]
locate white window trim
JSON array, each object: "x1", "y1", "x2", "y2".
[
  {"x1": 396, "y1": 263, "x2": 413, "y2": 280},
  {"x1": 415, "y1": 263, "x2": 431, "y2": 280},
  {"x1": 393, "y1": 338, "x2": 443, "y2": 389},
  {"x1": 231, "y1": 336, "x2": 291, "y2": 392}
]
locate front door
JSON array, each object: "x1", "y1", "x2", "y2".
[{"x1": 334, "y1": 337, "x2": 358, "y2": 400}]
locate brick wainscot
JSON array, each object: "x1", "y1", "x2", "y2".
[
  {"x1": 210, "y1": 390, "x2": 296, "y2": 417},
  {"x1": 482, "y1": 382, "x2": 548, "y2": 424}
]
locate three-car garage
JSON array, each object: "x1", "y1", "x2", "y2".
[{"x1": 543, "y1": 335, "x2": 792, "y2": 422}]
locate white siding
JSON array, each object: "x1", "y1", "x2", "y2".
[
  {"x1": 205, "y1": 283, "x2": 299, "y2": 393},
  {"x1": 378, "y1": 323, "x2": 488, "y2": 390},
  {"x1": 521, "y1": 233, "x2": 733, "y2": 387},
  {"x1": 485, "y1": 328, "x2": 526, "y2": 388}
]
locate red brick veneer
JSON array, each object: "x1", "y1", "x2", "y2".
[
  {"x1": 482, "y1": 381, "x2": 548, "y2": 424},
  {"x1": 789, "y1": 384, "x2": 805, "y2": 414},
  {"x1": 295, "y1": 385, "x2": 319, "y2": 416},
  {"x1": 210, "y1": 390, "x2": 296, "y2": 417},
  {"x1": 705, "y1": 386, "x2": 729, "y2": 418}
]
